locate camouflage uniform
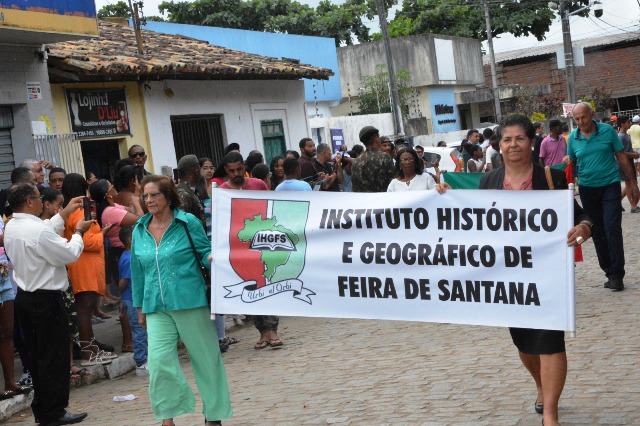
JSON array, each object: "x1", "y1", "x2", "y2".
[
  {"x1": 176, "y1": 182, "x2": 206, "y2": 229},
  {"x1": 253, "y1": 315, "x2": 279, "y2": 333},
  {"x1": 351, "y1": 149, "x2": 396, "y2": 193}
]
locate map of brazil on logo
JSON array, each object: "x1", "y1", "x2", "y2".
[{"x1": 224, "y1": 199, "x2": 315, "y2": 304}]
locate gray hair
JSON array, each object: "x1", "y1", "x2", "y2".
[
  {"x1": 316, "y1": 143, "x2": 330, "y2": 156},
  {"x1": 572, "y1": 101, "x2": 593, "y2": 114},
  {"x1": 19, "y1": 159, "x2": 39, "y2": 170}
]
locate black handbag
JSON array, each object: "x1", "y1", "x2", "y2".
[{"x1": 181, "y1": 221, "x2": 212, "y2": 304}]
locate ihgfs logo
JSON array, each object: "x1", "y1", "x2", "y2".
[{"x1": 224, "y1": 199, "x2": 315, "y2": 304}]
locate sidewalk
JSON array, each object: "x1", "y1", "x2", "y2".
[{"x1": 3, "y1": 198, "x2": 640, "y2": 425}]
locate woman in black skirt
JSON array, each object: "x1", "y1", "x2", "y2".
[{"x1": 479, "y1": 115, "x2": 593, "y2": 426}]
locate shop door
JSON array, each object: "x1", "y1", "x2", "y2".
[
  {"x1": 261, "y1": 120, "x2": 286, "y2": 165},
  {"x1": 0, "y1": 129, "x2": 14, "y2": 189},
  {"x1": 81, "y1": 139, "x2": 121, "y2": 181}
]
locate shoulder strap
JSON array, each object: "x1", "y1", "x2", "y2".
[
  {"x1": 544, "y1": 166, "x2": 554, "y2": 190},
  {"x1": 181, "y1": 221, "x2": 203, "y2": 268}
]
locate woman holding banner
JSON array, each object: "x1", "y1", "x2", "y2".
[
  {"x1": 479, "y1": 115, "x2": 592, "y2": 426},
  {"x1": 387, "y1": 148, "x2": 450, "y2": 193}
]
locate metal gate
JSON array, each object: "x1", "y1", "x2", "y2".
[
  {"x1": 170, "y1": 115, "x2": 225, "y2": 166},
  {"x1": 0, "y1": 130, "x2": 15, "y2": 189},
  {"x1": 33, "y1": 133, "x2": 84, "y2": 176}
]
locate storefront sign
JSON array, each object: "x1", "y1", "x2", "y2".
[{"x1": 65, "y1": 88, "x2": 131, "y2": 139}]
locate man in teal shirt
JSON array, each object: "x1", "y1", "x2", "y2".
[{"x1": 568, "y1": 102, "x2": 639, "y2": 291}]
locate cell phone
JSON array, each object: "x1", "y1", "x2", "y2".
[
  {"x1": 172, "y1": 168, "x2": 179, "y2": 182},
  {"x1": 82, "y1": 197, "x2": 91, "y2": 221}
]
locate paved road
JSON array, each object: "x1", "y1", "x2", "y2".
[{"x1": 6, "y1": 199, "x2": 640, "y2": 426}]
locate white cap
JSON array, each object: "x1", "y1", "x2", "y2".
[{"x1": 633, "y1": 115, "x2": 640, "y2": 123}]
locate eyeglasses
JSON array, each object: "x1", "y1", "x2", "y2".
[
  {"x1": 141, "y1": 192, "x2": 163, "y2": 201},
  {"x1": 29, "y1": 194, "x2": 44, "y2": 200},
  {"x1": 399, "y1": 157, "x2": 415, "y2": 163},
  {"x1": 130, "y1": 152, "x2": 145, "y2": 158}
]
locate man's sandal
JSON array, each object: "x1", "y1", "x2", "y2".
[{"x1": 254, "y1": 340, "x2": 269, "y2": 350}]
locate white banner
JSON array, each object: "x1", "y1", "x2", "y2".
[{"x1": 211, "y1": 189, "x2": 575, "y2": 331}]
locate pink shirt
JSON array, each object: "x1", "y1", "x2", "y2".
[
  {"x1": 101, "y1": 204, "x2": 128, "y2": 248},
  {"x1": 220, "y1": 177, "x2": 269, "y2": 191},
  {"x1": 539, "y1": 134, "x2": 567, "y2": 166}
]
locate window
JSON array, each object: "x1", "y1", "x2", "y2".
[
  {"x1": 261, "y1": 120, "x2": 286, "y2": 166},
  {"x1": 170, "y1": 115, "x2": 225, "y2": 166}
]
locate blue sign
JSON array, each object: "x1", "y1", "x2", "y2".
[
  {"x1": 0, "y1": 0, "x2": 96, "y2": 17},
  {"x1": 429, "y1": 87, "x2": 460, "y2": 133}
]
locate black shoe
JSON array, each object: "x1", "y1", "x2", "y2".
[
  {"x1": 42, "y1": 411, "x2": 88, "y2": 426},
  {"x1": 609, "y1": 277, "x2": 624, "y2": 291},
  {"x1": 94, "y1": 340, "x2": 114, "y2": 353},
  {"x1": 219, "y1": 341, "x2": 229, "y2": 353},
  {"x1": 534, "y1": 400, "x2": 543, "y2": 414},
  {"x1": 604, "y1": 279, "x2": 611, "y2": 289}
]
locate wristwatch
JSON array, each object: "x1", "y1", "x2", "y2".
[
  {"x1": 74, "y1": 229, "x2": 85, "y2": 237},
  {"x1": 580, "y1": 221, "x2": 593, "y2": 234}
]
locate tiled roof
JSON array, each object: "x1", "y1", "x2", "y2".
[
  {"x1": 484, "y1": 31, "x2": 640, "y2": 65},
  {"x1": 47, "y1": 22, "x2": 333, "y2": 82}
]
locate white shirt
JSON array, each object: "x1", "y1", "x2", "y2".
[
  {"x1": 387, "y1": 173, "x2": 436, "y2": 192},
  {"x1": 4, "y1": 212, "x2": 84, "y2": 292}
]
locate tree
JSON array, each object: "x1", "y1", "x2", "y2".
[
  {"x1": 580, "y1": 87, "x2": 615, "y2": 113},
  {"x1": 510, "y1": 87, "x2": 563, "y2": 121},
  {"x1": 158, "y1": 0, "x2": 395, "y2": 46},
  {"x1": 97, "y1": 1, "x2": 131, "y2": 19},
  {"x1": 358, "y1": 64, "x2": 412, "y2": 117},
  {"x1": 387, "y1": 0, "x2": 590, "y2": 42}
]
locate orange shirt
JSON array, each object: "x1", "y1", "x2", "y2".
[{"x1": 64, "y1": 209, "x2": 106, "y2": 295}]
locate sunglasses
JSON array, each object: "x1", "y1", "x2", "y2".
[{"x1": 130, "y1": 152, "x2": 145, "y2": 158}]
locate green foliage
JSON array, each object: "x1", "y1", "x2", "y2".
[
  {"x1": 357, "y1": 64, "x2": 412, "y2": 117},
  {"x1": 530, "y1": 112, "x2": 546, "y2": 123},
  {"x1": 387, "y1": 0, "x2": 590, "y2": 41},
  {"x1": 510, "y1": 87, "x2": 563, "y2": 119},
  {"x1": 580, "y1": 87, "x2": 615, "y2": 112},
  {"x1": 158, "y1": 0, "x2": 396, "y2": 46},
  {"x1": 97, "y1": 1, "x2": 131, "y2": 19}
]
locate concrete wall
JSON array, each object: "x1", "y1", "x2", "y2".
[
  {"x1": 0, "y1": 44, "x2": 57, "y2": 163},
  {"x1": 143, "y1": 79, "x2": 308, "y2": 174},
  {"x1": 142, "y1": 21, "x2": 341, "y2": 104},
  {"x1": 338, "y1": 34, "x2": 484, "y2": 99},
  {"x1": 309, "y1": 113, "x2": 394, "y2": 149}
]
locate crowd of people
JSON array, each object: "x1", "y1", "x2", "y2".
[{"x1": 0, "y1": 106, "x2": 635, "y2": 426}]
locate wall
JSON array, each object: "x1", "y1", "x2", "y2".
[
  {"x1": 143, "y1": 79, "x2": 308, "y2": 173},
  {"x1": 309, "y1": 113, "x2": 394, "y2": 148},
  {"x1": 338, "y1": 34, "x2": 484, "y2": 99},
  {"x1": 141, "y1": 21, "x2": 341, "y2": 104},
  {"x1": 51, "y1": 81, "x2": 153, "y2": 171},
  {"x1": 0, "y1": 0, "x2": 97, "y2": 41},
  {"x1": 0, "y1": 45, "x2": 57, "y2": 163},
  {"x1": 485, "y1": 42, "x2": 640, "y2": 105}
]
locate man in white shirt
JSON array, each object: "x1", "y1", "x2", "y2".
[{"x1": 4, "y1": 183, "x2": 92, "y2": 426}]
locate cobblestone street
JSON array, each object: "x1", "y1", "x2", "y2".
[{"x1": 6, "y1": 199, "x2": 640, "y2": 426}]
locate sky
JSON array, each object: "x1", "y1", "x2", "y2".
[{"x1": 94, "y1": 0, "x2": 640, "y2": 53}]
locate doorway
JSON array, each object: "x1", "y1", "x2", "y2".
[
  {"x1": 261, "y1": 119, "x2": 286, "y2": 165},
  {"x1": 81, "y1": 139, "x2": 121, "y2": 181}
]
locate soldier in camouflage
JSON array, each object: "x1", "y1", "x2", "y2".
[
  {"x1": 175, "y1": 155, "x2": 207, "y2": 229},
  {"x1": 351, "y1": 126, "x2": 396, "y2": 193}
]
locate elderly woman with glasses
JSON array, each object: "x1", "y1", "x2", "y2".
[{"x1": 131, "y1": 175, "x2": 232, "y2": 426}]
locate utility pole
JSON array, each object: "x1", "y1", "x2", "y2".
[
  {"x1": 375, "y1": 0, "x2": 404, "y2": 136},
  {"x1": 483, "y1": 0, "x2": 502, "y2": 123},
  {"x1": 128, "y1": 0, "x2": 144, "y2": 55},
  {"x1": 560, "y1": 0, "x2": 577, "y2": 103}
]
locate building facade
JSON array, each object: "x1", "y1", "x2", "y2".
[{"x1": 0, "y1": 0, "x2": 98, "y2": 186}]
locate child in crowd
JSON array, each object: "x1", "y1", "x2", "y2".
[{"x1": 118, "y1": 226, "x2": 148, "y2": 377}]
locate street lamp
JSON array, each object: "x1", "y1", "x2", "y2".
[{"x1": 549, "y1": 1, "x2": 603, "y2": 103}]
